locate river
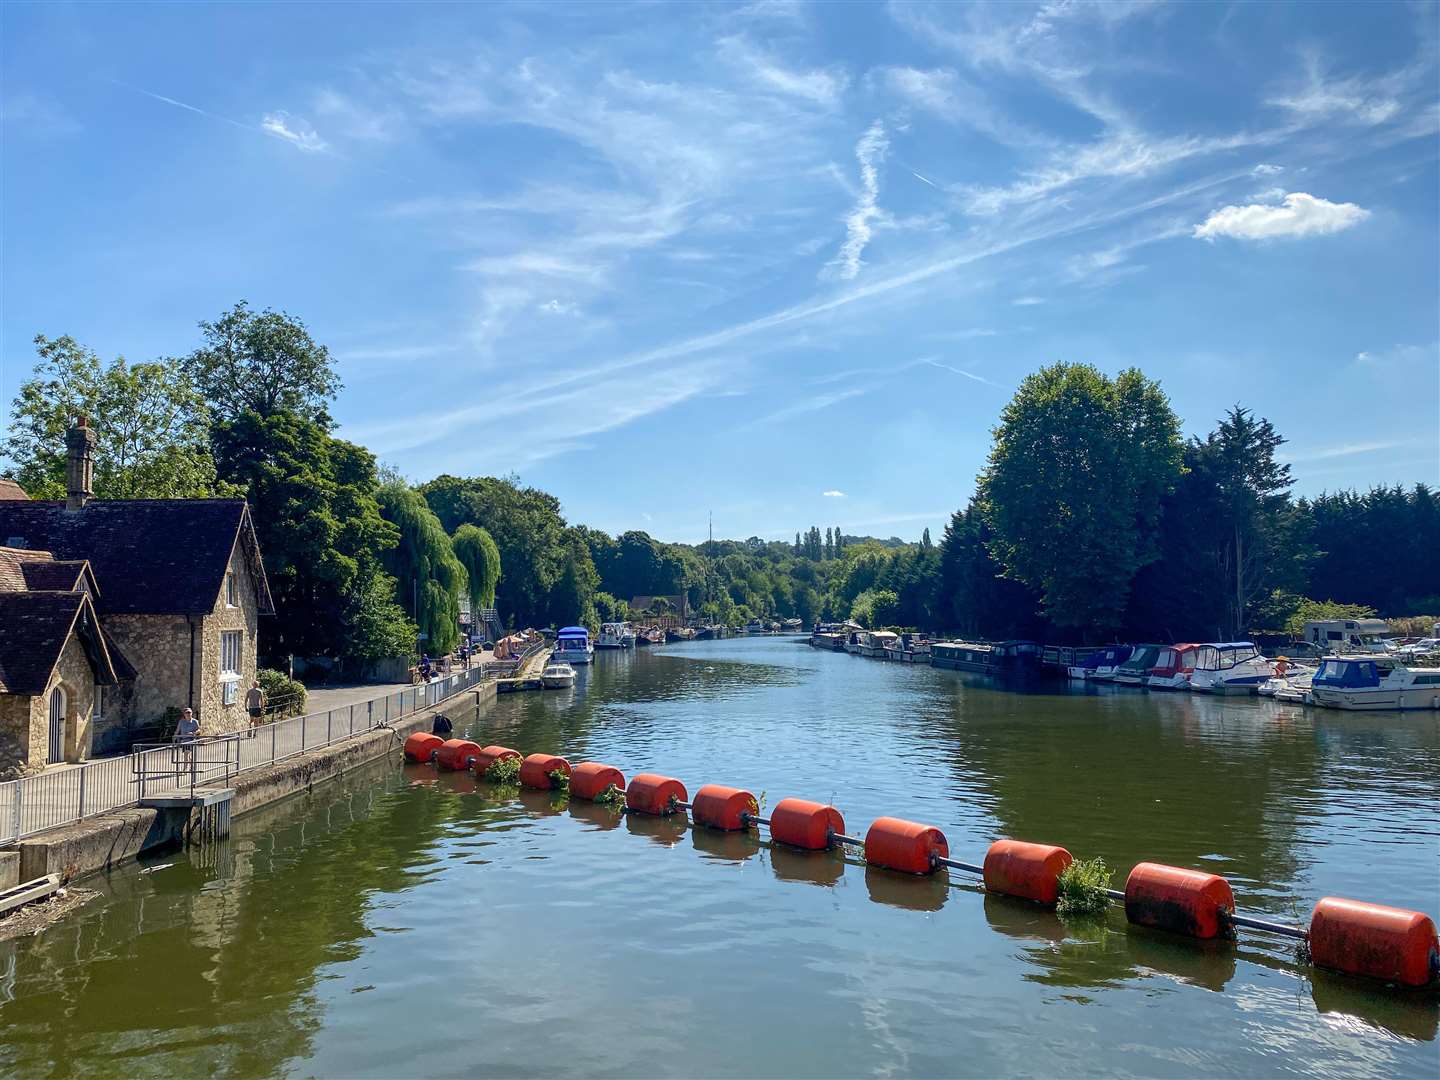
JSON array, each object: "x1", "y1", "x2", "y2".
[{"x1": 1, "y1": 637, "x2": 1436, "y2": 1078}]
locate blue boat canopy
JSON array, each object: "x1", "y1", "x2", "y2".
[{"x1": 557, "y1": 626, "x2": 589, "y2": 638}]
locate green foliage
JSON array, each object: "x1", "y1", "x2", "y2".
[
  {"x1": 1254, "y1": 593, "x2": 1379, "y2": 638},
  {"x1": 257, "y1": 668, "x2": 308, "y2": 719},
  {"x1": 591, "y1": 783, "x2": 624, "y2": 805},
  {"x1": 376, "y1": 483, "x2": 466, "y2": 655},
  {"x1": 4, "y1": 334, "x2": 222, "y2": 499},
  {"x1": 1056, "y1": 857, "x2": 1113, "y2": 918},
  {"x1": 547, "y1": 769, "x2": 571, "y2": 791},
  {"x1": 452, "y1": 524, "x2": 501, "y2": 612},
  {"x1": 483, "y1": 756, "x2": 521, "y2": 784},
  {"x1": 850, "y1": 587, "x2": 899, "y2": 629},
  {"x1": 212, "y1": 410, "x2": 409, "y2": 667},
  {"x1": 180, "y1": 301, "x2": 340, "y2": 424},
  {"x1": 549, "y1": 531, "x2": 600, "y2": 629},
  {"x1": 594, "y1": 591, "x2": 629, "y2": 622},
  {"x1": 980, "y1": 363, "x2": 1184, "y2": 633}
]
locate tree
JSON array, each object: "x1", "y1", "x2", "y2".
[
  {"x1": 452, "y1": 524, "x2": 501, "y2": 613},
  {"x1": 549, "y1": 531, "x2": 600, "y2": 629},
  {"x1": 1192, "y1": 407, "x2": 1298, "y2": 638},
  {"x1": 212, "y1": 410, "x2": 408, "y2": 666},
  {"x1": 979, "y1": 363, "x2": 1183, "y2": 634},
  {"x1": 4, "y1": 334, "x2": 220, "y2": 499},
  {"x1": 850, "y1": 588, "x2": 899, "y2": 628},
  {"x1": 824, "y1": 527, "x2": 834, "y2": 560},
  {"x1": 180, "y1": 302, "x2": 341, "y2": 424},
  {"x1": 921, "y1": 527, "x2": 933, "y2": 550},
  {"x1": 376, "y1": 484, "x2": 466, "y2": 655},
  {"x1": 835, "y1": 526, "x2": 844, "y2": 554},
  {"x1": 421, "y1": 474, "x2": 568, "y2": 627}
]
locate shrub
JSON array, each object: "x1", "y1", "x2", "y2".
[
  {"x1": 548, "y1": 769, "x2": 570, "y2": 791},
  {"x1": 484, "y1": 756, "x2": 521, "y2": 784},
  {"x1": 258, "y1": 668, "x2": 308, "y2": 719},
  {"x1": 1056, "y1": 857, "x2": 1113, "y2": 918}
]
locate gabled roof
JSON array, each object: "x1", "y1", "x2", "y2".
[
  {"x1": 20, "y1": 559, "x2": 98, "y2": 595},
  {"x1": 0, "y1": 499, "x2": 273, "y2": 615},
  {"x1": 0, "y1": 479, "x2": 29, "y2": 501},
  {"x1": 0, "y1": 590, "x2": 123, "y2": 696},
  {"x1": 0, "y1": 546, "x2": 57, "y2": 592}
]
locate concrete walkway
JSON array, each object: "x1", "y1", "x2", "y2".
[{"x1": 302, "y1": 653, "x2": 496, "y2": 714}]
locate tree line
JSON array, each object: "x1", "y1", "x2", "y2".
[{"x1": 5, "y1": 316, "x2": 1435, "y2": 660}]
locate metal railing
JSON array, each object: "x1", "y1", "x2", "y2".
[
  {"x1": 0, "y1": 662, "x2": 495, "y2": 846},
  {"x1": 132, "y1": 735, "x2": 243, "y2": 799}
]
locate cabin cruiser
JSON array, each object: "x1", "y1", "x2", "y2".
[
  {"x1": 1147, "y1": 644, "x2": 1200, "y2": 690},
  {"x1": 745, "y1": 619, "x2": 767, "y2": 635},
  {"x1": 859, "y1": 630, "x2": 898, "y2": 658},
  {"x1": 1258, "y1": 663, "x2": 1316, "y2": 700},
  {"x1": 552, "y1": 626, "x2": 594, "y2": 665},
  {"x1": 1114, "y1": 644, "x2": 1163, "y2": 686},
  {"x1": 1309, "y1": 656, "x2": 1440, "y2": 711},
  {"x1": 844, "y1": 629, "x2": 866, "y2": 654},
  {"x1": 810, "y1": 622, "x2": 849, "y2": 650},
  {"x1": 596, "y1": 622, "x2": 630, "y2": 649},
  {"x1": 542, "y1": 662, "x2": 576, "y2": 689},
  {"x1": 1071, "y1": 645, "x2": 1133, "y2": 682},
  {"x1": 884, "y1": 633, "x2": 931, "y2": 663},
  {"x1": 1189, "y1": 642, "x2": 1275, "y2": 695}
]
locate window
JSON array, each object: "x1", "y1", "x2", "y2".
[
  {"x1": 220, "y1": 630, "x2": 242, "y2": 705},
  {"x1": 225, "y1": 571, "x2": 237, "y2": 607}
]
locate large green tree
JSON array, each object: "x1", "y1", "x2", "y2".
[
  {"x1": 212, "y1": 410, "x2": 411, "y2": 666},
  {"x1": 180, "y1": 302, "x2": 341, "y2": 424},
  {"x1": 979, "y1": 362, "x2": 1183, "y2": 634},
  {"x1": 452, "y1": 524, "x2": 501, "y2": 613},
  {"x1": 548, "y1": 530, "x2": 600, "y2": 629},
  {"x1": 376, "y1": 484, "x2": 466, "y2": 656},
  {"x1": 4, "y1": 334, "x2": 220, "y2": 499}
]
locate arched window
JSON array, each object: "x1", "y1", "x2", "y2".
[{"x1": 48, "y1": 686, "x2": 67, "y2": 764}]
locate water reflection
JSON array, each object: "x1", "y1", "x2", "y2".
[
  {"x1": 865, "y1": 865, "x2": 950, "y2": 912},
  {"x1": 690, "y1": 825, "x2": 759, "y2": 863},
  {"x1": 623, "y1": 811, "x2": 688, "y2": 848},
  {"x1": 769, "y1": 844, "x2": 846, "y2": 888}
]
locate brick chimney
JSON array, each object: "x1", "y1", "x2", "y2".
[{"x1": 65, "y1": 416, "x2": 97, "y2": 511}]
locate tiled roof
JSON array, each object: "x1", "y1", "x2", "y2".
[
  {"x1": 0, "y1": 591, "x2": 120, "y2": 696},
  {"x1": 0, "y1": 546, "x2": 57, "y2": 593},
  {"x1": 20, "y1": 559, "x2": 93, "y2": 593},
  {"x1": 0, "y1": 479, "x2": 30, "y2": 501},
  {"x1": 0, "y1": 500, "x2": 273, "y2": 615}
]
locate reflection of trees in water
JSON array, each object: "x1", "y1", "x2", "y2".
[
  {"x1": 0, "y1": 755, "x2": 461, "y2": 1077},
  {"x1": 928, "y1": 677, "x2": 1325, "y2": 911}
]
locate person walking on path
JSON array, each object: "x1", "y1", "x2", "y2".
[
  {"x1": 173, "y1": 707, "x2": 200, "y2": 773},
  {"x1": 246, "y1": 680, "x2": 266, "y2": 737}
]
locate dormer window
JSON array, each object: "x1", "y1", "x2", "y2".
[{"x1": 225, "y1": 571, "x2": 237, "y2": 607}]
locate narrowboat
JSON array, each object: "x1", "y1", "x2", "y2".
[
  {"x1": 552, "y1": 626, "x2": 594, "y2": 664},
  {"x1": 1308, "y1": 656, "x2": 1440, "y2": 711},
  {"x1": 930, "y1": 640, "x2": 994, "y2": 672},
  {"x1": 1113, "y1": 644, "x2": 1163, "y2": 686},
  {"x1": 1188, "y1": 642, "x2": 1274, "y2": 695},
  {"x1": 931, "y1": 640, "x2": 1052, "y2": 679},
  {"x1": 1146, "y1": 644, "x2": 1201, "y2": 690}
]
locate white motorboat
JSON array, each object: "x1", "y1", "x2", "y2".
[
  {"x1": 1309, "y1": 656, "x2": 1440, "y2": 711},
  {"x1": 1189, "y1": 642, "x2": 1275, "y2": 695},
  {"x1": 860, "y1": 631, "x2": 898, "y2": 658},
  {"x1": 596, "y1": 622, "x2": 629, "y2": 649},
  {"x1": 542, "y1": 662, "x2": 576, "y2": 689},
  {"x1": 1257, "y1": 660, "x2": 1315, "y2": 698},
  {"x1": 553, "y1": 626, "x2": 594, "y2": 664}
]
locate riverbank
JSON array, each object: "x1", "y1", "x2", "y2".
[{"x1": 8, "y1": 681, "x2": 497, "y2": 886}]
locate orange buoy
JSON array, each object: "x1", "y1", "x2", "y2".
[
  {"x1": 625, "y1": 773, "x2": 688, "y2": 816},
  {"x1": 570, "y1": 762, "x2": 627, "y2": 801},
  {"x1": 519, "y1": 753, "x2": 572, "y2": 790},
  {"x1": 769, "y1": 798, "x2": 845, "y2": 851},
  {"x1": 435, "y1": 739, "x2": 482, "y2": 771},
  {"x1": 1124, "y1": 862, "x2": 1235, "y2": 939},
  {"x1": 983, "y1": 839, "x2": 1074, "y2": 906},
  {"x1": 403, "y1": 732, "x2": 444, "y2": 763},
  {"x1": 864, "y1": 816, "x2": 948, "y2": 875},
  {"x1": 473, "y1": 745, "x2": 521, "y2": 774},
  {"x1": 691, "y1": 784, "x2": 758, "y2": 831},
  {"x1": 1309, "y1": 897, "x2": 1439, "y2": 987}
]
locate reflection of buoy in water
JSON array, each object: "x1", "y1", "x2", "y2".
[
  {"x1": 624, "y1": 808, "x2": 688, "y2": 848},
  {"x1": 770, "y1": 843, "x2": 845, "y2": 887},
  {"x1": 691, "y1": 826, "x2": 758, "y2": 862},
  {"x1": 865, "y1": 865, "x2": 948, "y2": 912}
]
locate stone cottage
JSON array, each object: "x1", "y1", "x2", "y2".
[{"x1": 0, "y1": 420, "x2": 273, "y2": 771}]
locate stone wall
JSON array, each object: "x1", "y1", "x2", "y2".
[
  {"x1": 0, "y1": 634, "x2": 98, "y2": 773},
  {"x1": 102, "y1": 612, "x2": 194, "y2": 749},
  {"x1": 194, "y1": 543, "x2": 261, "y2": 735}
]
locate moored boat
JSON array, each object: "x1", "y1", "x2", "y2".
[
  {"x1": 1146, "y1": 644, "x2": 1200, "y2": 690},
  {"x1": 634, "y1": 626, "x2": 664, "y2": 646},
  {"x1": 883, "y1": 633, "x2": 931, "y2": 663},
  {"x1": 1308, "y1": 656, "x2": 1440, "y2": 711},
  {"x1": 542, "y1": 662, "x2": 576, "y2": 688},
  {"x1": 596, "y1": 622, "x2": 629, "y2": 649},
  {"x1": 745, "y1": 619, "x2": 767, "y2": 635},
  {"x1": 1188, "y1": 642, "x2": 1274, "y2": 695},
  {"x1": 859, "y1": 630, "x2": 898, "y2": 658},
  {"x1": 552, "y1": 626, "x2": 594, "y2": 664},
  {"x1": 1113, "y1": 644, "x2": 1163, "y2": 686},
  {"x1": 1074, "y1": 645, "x2": 1133, "y2": 682}
]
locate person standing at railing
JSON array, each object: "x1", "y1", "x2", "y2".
[
  {"x1": 246, "y1": 680, "x2": 266, "y2": 738},
  {"x1": 173, "y1": 707, "x2": 200, "y2": 770}
]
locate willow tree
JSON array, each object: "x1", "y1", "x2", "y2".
[
  {"x1": 452, "y1": 523, "x2": 501, "y2": 616},
  {"x1": 376, "y1": 483, "x2": 467, "y2": 654},
  {"x1": 979, "y1": 362, "x2": 1183, "y2": 636}
]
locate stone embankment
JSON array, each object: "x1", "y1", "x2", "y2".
[{"x1": 10, "y1": 681, "x2": 497, "y2": 885}]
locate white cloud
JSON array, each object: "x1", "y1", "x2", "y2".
[
  {"x1": 873, "y1": 65, "x2": 1046, "y2": 147},
  {"x1": 822, "y1": 489, "x2": 847, "y2": 498},
  {"x1": 1251, "y1": 163, "x2": 1284, "y2": 176},
  {"x1": 742, "y1": 387, "x2": 868, "y2": 429},
  {"x1": 1284, "y1": 439, "x2": 1423, "y2": 463},
  {"x1": 1193, "y1": 192, "x2": 1369, "y2": 241},
  {"x1": 1012, "y1": 295, "x2": 1045, "y2": 306},
  {"x1": 828, "y1": 120, "x2": 889, "y2": 279},
  {"x1": 718, "y1": 36, "x2": 848, "y2": 106},
  {"x1": 538, "y1": 299, "x2": 579, "y2": 316},
  {"x1": 1355, "y1": 343, "x2": 1438, "y2": 367},
  {"x1": 261, "y1": 110, "x2": 327, "y2": 152},
  {"x1": 1267, "y1": 56, "x2": 1402, "y2": 125}
]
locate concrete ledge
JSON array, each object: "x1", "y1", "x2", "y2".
[
  {"x1": 0, "y1": 850, "x2": 18, "y2": 891},
  {"x1": 18, "y1": 806, "x2": 183, "y2": 882}
]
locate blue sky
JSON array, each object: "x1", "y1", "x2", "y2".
[{"x1": 3, "y1": 1, "x2": 1437, "y2": 543}]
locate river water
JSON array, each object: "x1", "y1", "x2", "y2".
[{"x1": 1, "y1": 637, "x2": 1436, "y2": 1078}]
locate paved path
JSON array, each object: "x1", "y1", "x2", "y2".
[{"x1": 302, "y1": 653, "x2": 496, "y2": 714}]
